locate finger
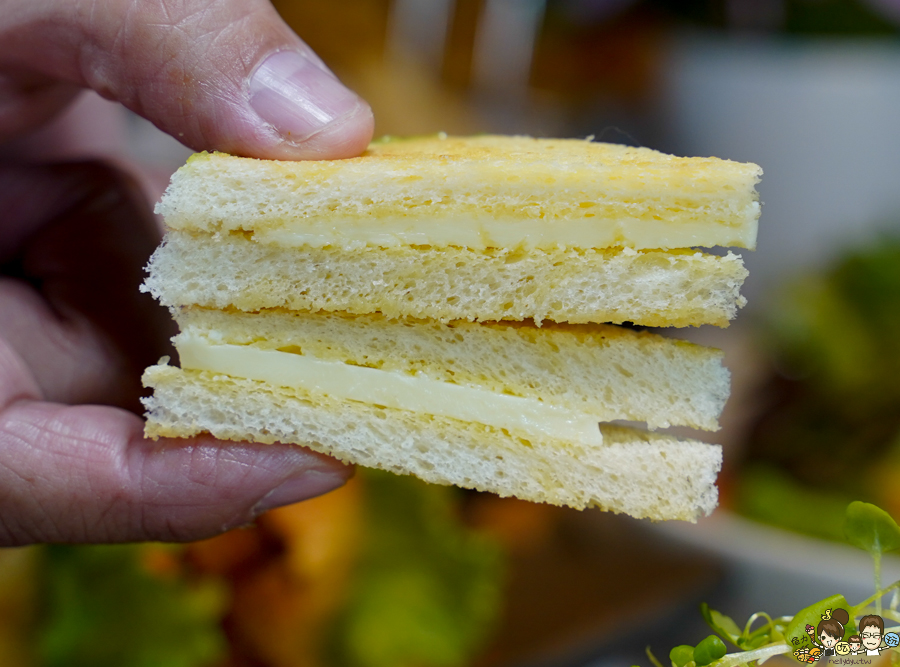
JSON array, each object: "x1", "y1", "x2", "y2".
[
  {"x1": 0, "y1": 162, "x2": 173, "y2": 411},
  {"x1": 0, "y1": 0, "x2": 374, "y2": 159},
  {"x1": 0, "y1": 69, "x2": 81, "y2": 140},
  {"x1": 0, "y1": 397, "x2": 352, "y2": 545}
]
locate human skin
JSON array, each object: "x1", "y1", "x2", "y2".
[
  {"x1": 0, "y1": 0, "x2": 374, "y2": 545},
  {"x1": 862, "y1": 625, "x2": 883, "y2": 651}
]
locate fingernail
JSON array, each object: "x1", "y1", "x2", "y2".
[
  {"x1": 253, "y1": 468, "x2": 349, "y2": 513},
  {"x1": 248, "y1": 51, "x2": 363, "y2": 143}
]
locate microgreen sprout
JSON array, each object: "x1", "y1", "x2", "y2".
[
  {"x1": 844, "y1": 501, "x2": 900, "y2": 615},
  {"x1": 646, "y1": 502, "x2": 900, "y2": 667}
]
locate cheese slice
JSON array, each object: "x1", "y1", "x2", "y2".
[
  {"x1": 253, "y1": 212, "x2": 756, "y2": 252},
  {"x1": 176, "y1": 335, "x2": 605, "y2": 445}
]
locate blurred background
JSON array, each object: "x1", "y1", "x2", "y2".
[{"x1": 3, "y1": 0, "x2": 900, "y2": 665}]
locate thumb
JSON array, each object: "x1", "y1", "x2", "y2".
[{"x1": 4, "y1": 0, "x2": 374, "y2": 159}]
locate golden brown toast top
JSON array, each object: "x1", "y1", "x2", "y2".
[{"x1": 157, "y1": 135, "x2": 762, "y2": 251}]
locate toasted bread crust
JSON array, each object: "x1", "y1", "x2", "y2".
[{"x1": 156, "y1": 136, "x2": 761, "y2": 251}]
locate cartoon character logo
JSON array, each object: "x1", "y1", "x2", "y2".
[
  {"x1": 793, "y1": 610, "x2": 899, "y2": 662},
  {"x1": 793, "y1": 647, "x2": 811, "y2": 662},
  {"x1": 805, "y1": 608, "x2": 850, "y2": 659},
  {"x1": 859, "y1": 614, "x2": 886, "y2": 656},
  {"x1": 793, "y1": 646, "x2": 822, "y2": 664}
]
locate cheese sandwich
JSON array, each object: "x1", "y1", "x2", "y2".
[{"x1": 142, "y1": 135, "x2": 762, "y2": 521}]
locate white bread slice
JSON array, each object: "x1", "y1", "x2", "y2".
[
  {"x1": 142, "y1": 363, "x2": 721, "y2": 521},
  {"x1": 144, "y1": 231, "x2": 748, "y2": 327},
  {"x1": 172, "y1": 308, "x2": 729, "y2": 432},
  {"x1": 156, "y1": 136, "x2": 761, "y2": 252}
]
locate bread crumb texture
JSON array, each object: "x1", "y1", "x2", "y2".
[{"x1": 144, "y1": 231, "x2": 748, "y2": 327}]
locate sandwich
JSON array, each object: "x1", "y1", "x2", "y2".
[{"x1": 141, "y1": 134, "x2": 762, "y2": 521}]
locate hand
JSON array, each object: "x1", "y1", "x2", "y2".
[{"x1": 0, "y1": 0, "x2": 373, "y2": 545}]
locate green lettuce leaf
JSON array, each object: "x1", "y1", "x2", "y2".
[
  {"x1": 329, "y1": 470, "x2": 503, "y2": 667},
  {"x1": 37, "y1": 544, "x2": 226, "y2": 667},
  {"x1": 784, "y1": 594, "x2": 852, "y2": 647},
  {"x1": 844, "y1": 501, "x2": 900, "y2": 555}
]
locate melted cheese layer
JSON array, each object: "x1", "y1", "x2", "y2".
[
  {"x1": 176, "y1": 336, "x2": 604, "y2": 445},
  {"x1": 252, "y1": 212, "x2": 758, "y2": 251}
]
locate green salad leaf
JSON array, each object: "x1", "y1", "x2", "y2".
[
  {"x1": 693, "y1": 636, "x2": 727, "y2": 667},
  {"x1": 844, "y1": 501, "x2": 900, "y2": 556},
  {"x1": 700, "y1": 605, "x2": 779, "y2": 652},
  {"x1": 669, "y1": 644, "x2": 694, "y2": 667},
  {"x1": 736, "y1": 466, "x2": 857, "y2": 543},
  {"x1": 37, "y1": 544, "x2": 226, "y2": 667},
  {"x1": 654, "y1": 501, "x2": 900, "y2": 667},
  {"x1": 328, "y1": 470, "x2": 503, "y2": 667},
  {"x1": 738, "y1": 238, "x2": 900, "y2": 539},
  {"x1": 844, "y1": 501, "x2": 900, "y2": 614},
  {"x1": 700, "y1": 604, "x2": 742, "y2": 646},
  {"x1": 784, "y1": 594, "x2": 852, "y2": 645}
]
